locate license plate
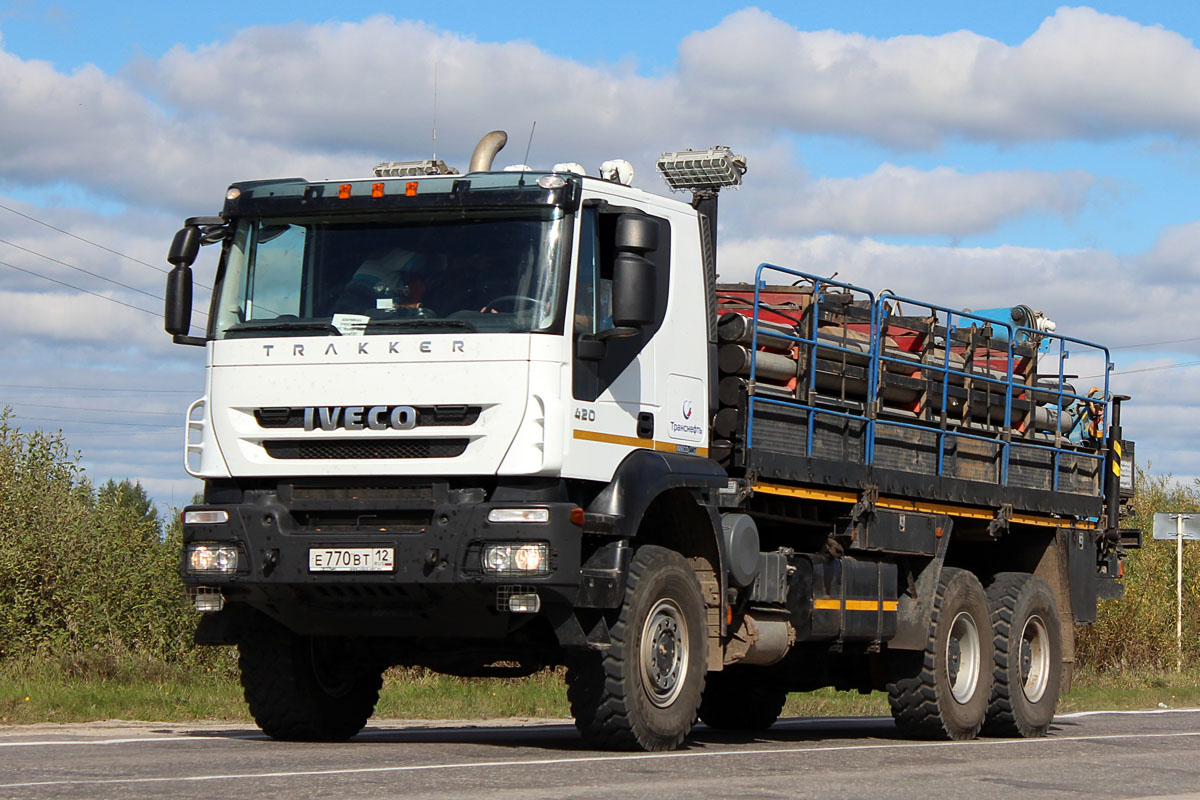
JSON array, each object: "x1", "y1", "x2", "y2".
[{"x1": 309, "y1": 547, "x2": 395, "y2": 572}]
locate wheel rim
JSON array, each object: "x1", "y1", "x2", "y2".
[
  {"x1": 640, "y1": 598, "x2": 689, "y2": 708},
  {"x1": 945, "y1": 610, "x2": 981, "y2": 704},
  {"x1": 1019, "y1": 614, "x2": 1051, "y2": 704}
]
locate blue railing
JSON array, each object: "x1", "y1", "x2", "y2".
[{"x1": 742, "y1": 264, "x2": 1111, "y2": 492}]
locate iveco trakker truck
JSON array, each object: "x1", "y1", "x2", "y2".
[{"x1": 165, "y1": 131, "x2": 1139, "y2": 751}]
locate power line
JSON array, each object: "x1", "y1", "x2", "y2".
[
  {"x1": 0, "y1": 200, "x2": 214, "y2": 290},
  {"x1": 4, "y1": 402, "x2": 181, "y2": 416},
  {"x1": 1111, "y1": 336, "x2": 1200, "y2": 351},
  {"x1": 0, "y1": 383, "x2": 196, "y2": 394},
  {"x1": 0, "y1": 236, "x2": 208, "y2": 318},
  {"x1": 1083, "y1": 360, "x2": 1200, "y2": 380},
  {"x1": 8, "y1": 414, "x2": 178, "y2": 429},
  {"x1": 0, "y1": 258, "x2": 160, "y2": 318}
]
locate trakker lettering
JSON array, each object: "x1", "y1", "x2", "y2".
[{"x1": 302, "y1": 405, "x2": 417, "y2": 431}]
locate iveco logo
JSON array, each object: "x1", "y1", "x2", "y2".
[{"x1": 302, "y1": 406, "x2": 417, "y2": 431}]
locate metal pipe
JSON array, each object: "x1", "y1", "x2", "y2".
[{"x1": 468, "y1": 130, "x2": 508, "y2": 173}]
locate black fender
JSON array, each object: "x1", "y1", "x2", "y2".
[
  {"x1": 586, "y1": 449, "x2": 728, "y2": 536},
  {"x1": 890, "y1": 515, "x2": 953, "y2": 650},
  {"x1": 578, "y1": 450, "x2": 729, "y2": 621}
]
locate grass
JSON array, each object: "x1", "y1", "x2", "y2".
[{"x1": 2, "y1": 657, "x2": 1199, "y2": 727}]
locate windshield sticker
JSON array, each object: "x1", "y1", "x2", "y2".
[{"x1": 331, "y1": 313, "x2": 370, "y2": 336}]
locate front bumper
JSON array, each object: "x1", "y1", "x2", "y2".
[{"x1": 180, "y1": 484, "x2": 583, "y2": 638}]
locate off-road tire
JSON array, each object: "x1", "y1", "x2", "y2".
[
  {"x1": 887, "y1": 566, "x2": 993, "y2": 740},
  {"x1": 566, "y1": 545, "x2": 707, "y2": 751},
  {"x1": 238, "y1": 620, "x2": 383, "y2": 742},
  {"x1": 698, "y1": 667, "x2": 787, "y2": 731},
  {"x1": 982, "y1": 572, "x2": 1062, "y2": 738}
]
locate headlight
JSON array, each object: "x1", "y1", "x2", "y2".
[
  {"x1": 185, "y1": 543, "x2": 240, "y2": 576},
  {"x1": 184, "y1": 509, "x2": 229, "y2": 525},
  {"x1": 481, "y1": 543, "x2": 550, "y2": 576},
  {"x1": 487, "y1": 508, "x2": 550, "y2": 524}
]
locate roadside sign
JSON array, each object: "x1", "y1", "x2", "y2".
[{"x1": 1153, "y1": 513, "x2": 1200, "y2": 540}]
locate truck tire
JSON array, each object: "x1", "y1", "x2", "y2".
[
  {"x1": 238, "y1": 621, "x2": 383, "y2": 742},
  {"x1": 887, "y1": 567, "x2": 993, "y2": 740},
  {"x1": 698, "y1": 667, "x2": 787, "y2": 731},
  {"x1": 566, "y1": 545, "x2": 707, "y2": 751},
  {"x1": 983, "y1": 572, "x2": 1062, "y2": 737}
]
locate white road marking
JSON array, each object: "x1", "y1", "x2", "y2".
[
  {"x1": 0, "y1": 734, "x2": 261, "y2": 748},
  {"x1": 2, "y1": 729, "x2": 1200, "y2": 789},
  {"x1": 1056, "y1": 708, "x2": 1200, "y2": 719}
]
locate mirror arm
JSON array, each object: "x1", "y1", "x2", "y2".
[{"x1": 172, "y1": 334, "x2": 206, "y2": 347}]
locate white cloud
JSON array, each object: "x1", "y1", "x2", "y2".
[
  {"x1": 677, "y1": 7, "x2": 1200, "y2": 147},
  {"x1": 715, "y1": 233, "x2": 1200, "y2": 358},
  {"x1": 765, "y1": 164, "x2": 1093, "y2": 236}
]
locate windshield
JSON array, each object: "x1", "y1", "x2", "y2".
[{"x1": 213, "y1": 209, "x2": 568, "y2": 338}]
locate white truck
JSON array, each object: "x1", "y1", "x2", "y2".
[{"x1": 165, "y1": 131, "x2": 1138, "y2": 750}]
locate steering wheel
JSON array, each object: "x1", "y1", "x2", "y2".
[{"x1": 481, "y1": 295, "x2": 540, "y2": 312}]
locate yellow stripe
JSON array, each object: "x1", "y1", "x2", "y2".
[
  {"x1": 752, "y1": 480, "x2": 1096, "y2": 530},
  {"x1": 1113, "y1": 442, "x2": 1123, "y2": 458},
  {"x1": 752, "y1": 482, "x2": 858, "y2": 503},
  {"x1": 1112, "y1": 461, "x2": 1122, "y2": 477},
  {"x1": 571, "y1": 429, "x2": 708, "y2": 457},
  {"x1": 812, "y1": 598, "x2": 899, "y2": 612}
]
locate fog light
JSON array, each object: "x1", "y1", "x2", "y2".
[
  {"x1": 192, "y1": 587, "x2": 224, "y2": 613},
  {"x1": 186, "y1": 543, "x2": 240, "y2": 576},
  {"x1": 184, "y1": 509, "x2": 229, "y2": 525},
  {"x1": 487, "y1": 508, "x2": 550, "y2": 524},
  {"x1": 481, "y1": 543, "x2": 550, "y2": 576},
  {"x1": 508, "y1": 593, "x2": 541, "y2": 613}
]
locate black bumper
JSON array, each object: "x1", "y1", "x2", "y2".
[{"x1": 180, "y1": 489, "x2": 583, "y2": 639}]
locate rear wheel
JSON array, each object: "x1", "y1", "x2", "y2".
[
  {"x1": 887, "y1": 567, "x2": 993, "y2": 740},
  {"x1": 567, "y1": 545, "x2": 707, "y2": 751},
  {"x1": 698, "y1": 667, "x2": 787, "y2": 731},
  {"x1": 238, "y1": 619, "x2": 383, "y2": 741},
  {"x1": 983, "y1": 573, "x2": 1062, "y2": 737}
]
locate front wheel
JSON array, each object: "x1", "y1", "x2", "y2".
[
  {"x1": 887, "y1": 567, "x2": 993, "y2": 740},
  {"x1": 238, "y1": 619, "x2": 383, "y2": 742},
  {"x1": 983, "y1": 573, "x2": 1062, "y2": 737},
  {"x1": 567, "y1": 545, "x2": 707, "y2": 751}
]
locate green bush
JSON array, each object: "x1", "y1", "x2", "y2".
[
  {"x1": 1076, "y1": 472, "x2": 1200, "y2": 670},
  {"x1": 0, "y1": 410, "x2": 207, "y2": 670}
]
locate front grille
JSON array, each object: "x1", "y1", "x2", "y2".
[
  {"x1": 264, "y1": 438, "x2": 468, "y2": 460},
  {"x1": 255, "y1": 406, "x2": 481, "y2": 428}
]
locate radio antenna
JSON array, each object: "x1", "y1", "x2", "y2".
[
  {"x1": 519, "y1": 121, "x2": 536, "y2": 186},
  {"x1": 431, "y1": 62, "x2": 439, "y2": 160}
]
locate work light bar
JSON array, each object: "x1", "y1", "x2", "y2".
[
  {"x1": 656, "y1": 146, "x2": 747, "y2": 192},
  {"x1": 373, "y1": 159, "x2": 458, "y2": 177}
]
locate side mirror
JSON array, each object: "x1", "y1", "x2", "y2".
[
  {"x1": 164, "y1": 265, "x2": 194, "y2": 337},
  {"x1": 168, "y1": 226, "x2": 201, "y2": 268},
  {"x1": 611, "y1": 254, "x2": 655, "y2": 327},
  {"x1": 610, "y1": 214, "x2": 657, "y2": 328}
]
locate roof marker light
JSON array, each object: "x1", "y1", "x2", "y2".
[
  {"x1": 405, "y1": 181, "x2": 418, "y2": 197},
  {"x1": 338, "y1": 184, "x2": 352, "y2": 199},
  {"x1": 371, "y1": 182, "x2": 384, "y2": 198}
]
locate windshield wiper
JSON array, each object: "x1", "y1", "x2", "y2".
[
  {"x1": 230, "y1": 321, "x2": 342, "y2": 335},
  {"x1": 367, "y1": 319, "x2": 478, "y2": 332}
]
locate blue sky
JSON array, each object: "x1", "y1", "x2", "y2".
[{"x1": 1, "y1": 1, "x2": 1199, "y2": 504}]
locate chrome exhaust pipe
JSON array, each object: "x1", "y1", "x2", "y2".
[{"x1": 468, "y1": 130, "x2": 508, "y2": 173}]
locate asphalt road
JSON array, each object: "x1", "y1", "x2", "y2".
[{"x1": 2, "y1": 709, "x2": 1200, "y2": 800}]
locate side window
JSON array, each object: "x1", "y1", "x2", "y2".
[
  {"x1": 572, "y1": 205, "x2": 671, "y2": 402},
  {"x1": 573, "y1": 208, "x2": 613, "y2": 335},
  {"x1": 246, "y1": 223, "x2": 304, "y2": 319}
]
